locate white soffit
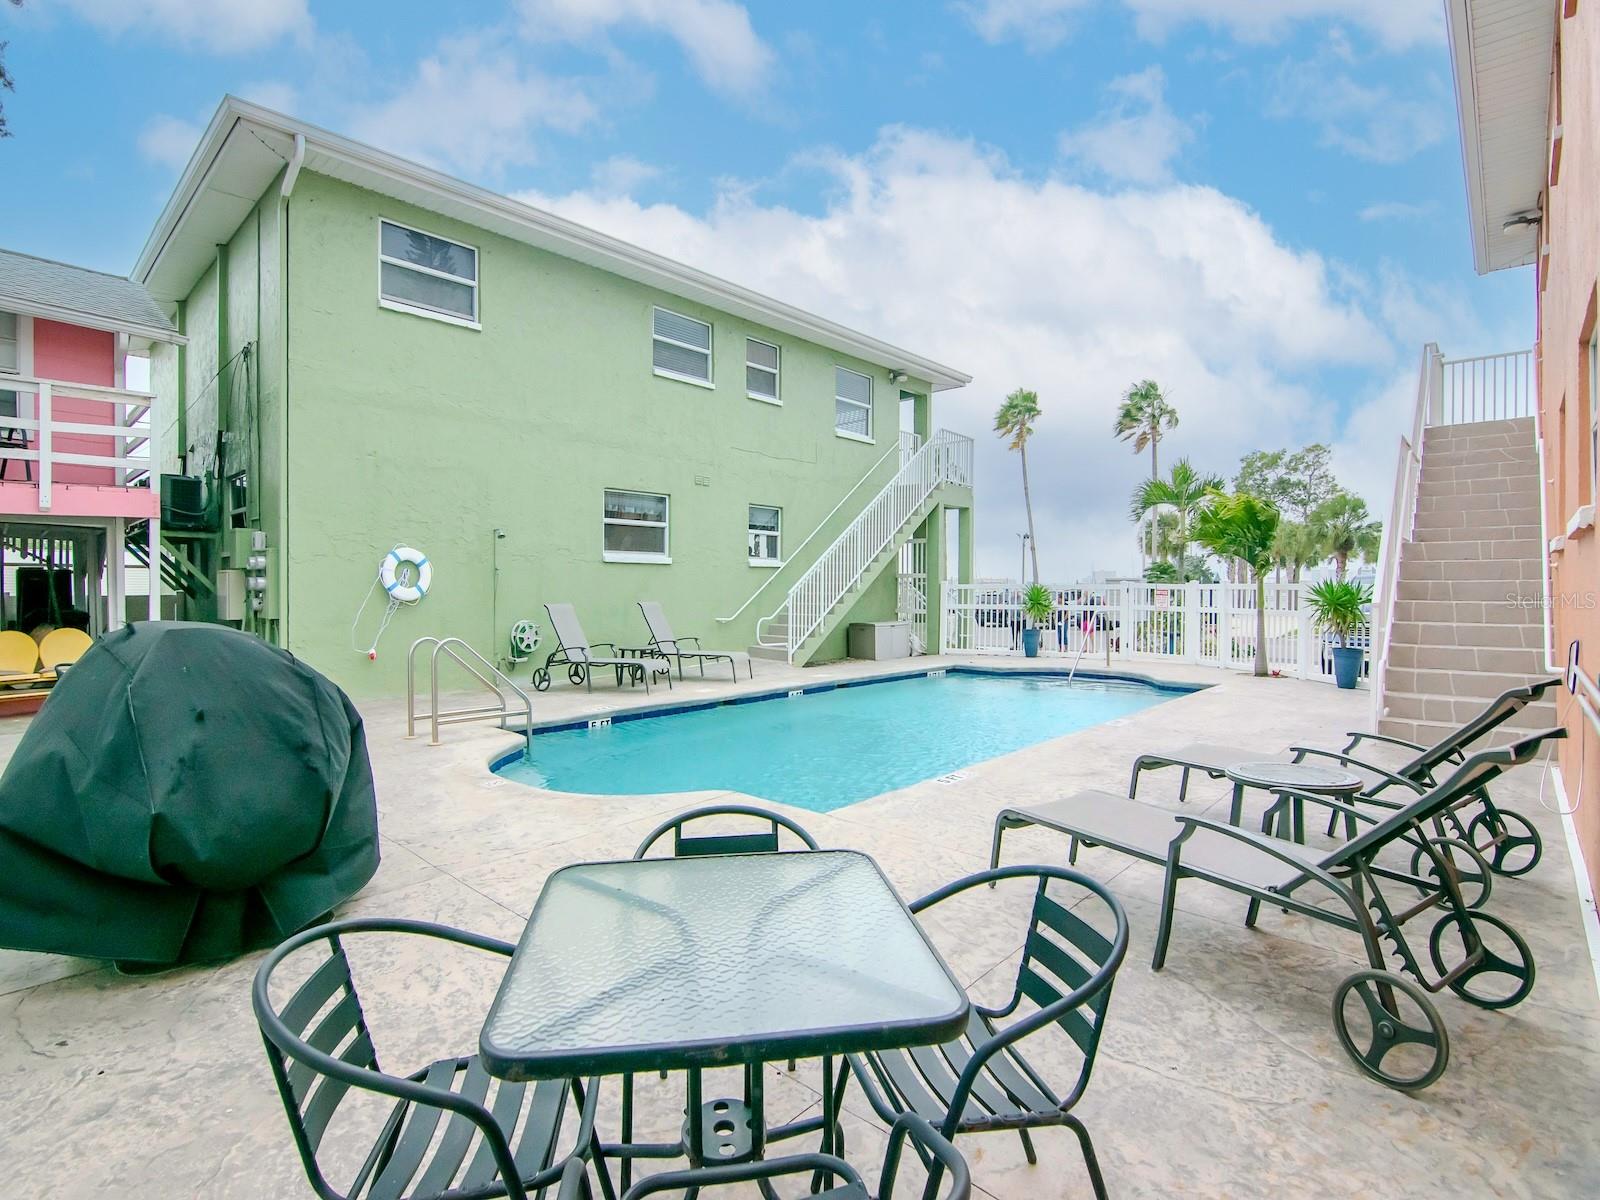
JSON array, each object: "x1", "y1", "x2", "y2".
[{"x1": 1445, "y1": 0, "x2": 1556, "y2": 274}]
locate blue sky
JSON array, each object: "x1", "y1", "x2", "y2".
[{"x1": 0, "y1": 0, "x2": 1535, "y2": 576}]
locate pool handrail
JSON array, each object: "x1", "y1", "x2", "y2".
[{"x1": 406, "y1": 636, "x2": 533, "y2": 757}]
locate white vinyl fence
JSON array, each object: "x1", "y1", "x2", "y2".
[{"x1": 941, "y1": 581, "x2": 1370, "y2": 684}]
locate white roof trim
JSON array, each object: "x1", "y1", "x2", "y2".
[
  {"x1": 1445, "y1": 0, "x2": 1555, "y2": 275},
  {"x1": 135, "y1": 97, "x2": 973, "y2": 391},
  {"x1": 0, "y1": 293, "x2": 184, "y2": 346}
]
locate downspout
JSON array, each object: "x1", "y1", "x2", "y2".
[
  {"x1": 175, "y1": 300, "x2": 187, "y2": 474},
  {"x1": 276, "y1": 132, "x2": 303, "y2": 648}
]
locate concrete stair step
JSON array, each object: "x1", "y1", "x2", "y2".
[
  {"x1": 1412, "y1": 506, "x2": 1541, "y2": 530},
  {"x1": 1411, "y1": 523, "x2": 1541, "y2": 544},
  {"x1": 1414, "y1": 490, "x2": 1543, "y2": 513},
  {"x1": 1423, "y1": 445, "x2": 1540, "y2": 468},
  {"x1": 1395, "y1": 578, "x2": 1543, "y2": 604},
  {"x1": 1377, "y1": 714, "x2": 1556, "y2": 748},
  {"x1": 1388, "y1": 620, "x2": 1546, "y2": 650},
  {"x1": 1390, "y1": 599, "x2": 1539, "y2": 626},
  {"x1": 1379, "y1": 690, "x2": 1556, "y2": 728},
  {"x1": 1383, "y1": 642, "x2": 1548, "y2": 674},
  {"x1": 1381, "y1": 667, "x2": 1547, "y2": 701},
  {"x1": 1395, "y1": 557, "x2": 1545, "y2": 583},
  {"x1": 1400, "y1": 539, "x2": 1541, "y2": 563}
]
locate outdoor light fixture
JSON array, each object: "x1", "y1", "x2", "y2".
[
  {"x1": 1502, "y1": 210, "x2": 1542, "y2": 232},
  {"x1": 889, "y1": 370, "x2": 909, "y2": 385}
]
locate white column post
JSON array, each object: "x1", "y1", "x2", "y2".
[
  {"x1": 147, "y1": 514, "x2": 161, "y2": 621},
  {"x1": 1220, "y1": 582, "x2": 1236, "y2": 670},
  {"x1": 1296, "y1": 582, "x2": 1315, "y2": 679},
  {"x1": 1182, "y1": 581, "x2": 1200, "y2": 662},
  {"x1": 36, "y1": 381, "x2": 52, "y2": 511},
  {"x1": 108, "y1": 518, "x2": 126, "y2": 631}
]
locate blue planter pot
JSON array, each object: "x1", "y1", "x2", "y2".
[
  {"x1": 1331, "y1": 646, "x2": 1363, "y2": 689},
  {"x1": 1022, "y1": 628, "x2": 1042, "y2": 658}
]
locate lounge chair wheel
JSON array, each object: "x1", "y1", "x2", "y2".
[
  {"x1": 532, "y1": 668, "x2": 551, "y2": 692},
  {"x1": 568, "y1": 665, "x2": 588, "y2": 686},
  {"x1": 1427, "y1": 910, "x2": 1535, "y2": 1010},
  {"x1": 1332, "y1": 969, "x2": 1449, "y2": 1091},
  {"x1": 1408, "y1": 837, "x2": 1493, "y2": 910},
  {"x1": 1465, "y1": 809, "x2": 1542, "y2": 877}
]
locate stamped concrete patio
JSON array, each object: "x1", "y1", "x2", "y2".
[{"x1": 2, "y1": 657, "x2": 1597, "y2": 1198}]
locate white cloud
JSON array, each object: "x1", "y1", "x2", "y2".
[
  {"x1": 516, "y1": 127, "x2": 1395, "y2": 578},
  {"x1": 1125, "y1": 0, "x2": 1442, "y2": 52},
  {"x1": 1058, "y1": 67, "x2": 1193, "y2": 185},
  {"x1": 56, "y1": 0, "x2": 311, "y2": 53},
  {"x1": 1358, "y1": 201, "x2": 1432, "y2": 223},
  {"x1": 517, "y1": 0, "x2": 775, "y2": 97},
  {"x1": 958, "y1": 0, "x2": 1093, "y2": 48},
  {"x1": 1268, "y1": 58, "x2": 1448, "y2": 164},
  {"x1": 959, "y1": 0, "x2": 1441, "y2": 51},
  {"x1": 590, "y1": 155, "x2": 664, "y2": 197},
  {"x1": 345, "y1": 34, "x2": 599, "y2": 178},
  {"x1": 137, "y1": 114, "x2": 202, "y2": 171},
  {"x1": 238, "y1": 81, "x2": 300, "y2": 115}
]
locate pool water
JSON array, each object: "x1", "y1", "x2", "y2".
[{"x1": 496, "y1": 670, "x2": 1189, "y2": 812}]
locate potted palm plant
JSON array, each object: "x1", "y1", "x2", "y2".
[
  {"x1": 1021, "y1": 583, "x2": 1053, "y2": 658},
  {"x1": 1307, "y1": 579, "x2": 1371, "y2": 689}
]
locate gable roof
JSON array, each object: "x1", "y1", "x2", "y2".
[
  {"x1": 0, "y1": 246, "x2": 179, "y2": 343},
  {"x1": 134, "y1": 97, "x2": 972, "y2": 391},
  {"x1": 1445, "y1": 0, "x2": 1557, "y2": 274}
]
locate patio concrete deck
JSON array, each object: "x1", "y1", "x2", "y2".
[{"x1": 2, "y1": 656, "x2": 1597, "y2": 1197}]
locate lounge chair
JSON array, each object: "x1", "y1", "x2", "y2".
[
  {"x1": 0, "y1": 630, "x2": 45, "y2": 687},
  {"x1": 1127, "y1": 675, "x2": 1561, "y2": 876},
  {"x1": 531, "y1": 603, "x2": 659, "y2": 693},
  {"x1": 990, "y1": 729, "x2": 1561, "y2": 1090},
  {"x1": 37, "y1": 627, "x2": 93, "y2": 681},
  {"x1": 638, "y1": 600, "x2": 752, "y2": 682}
]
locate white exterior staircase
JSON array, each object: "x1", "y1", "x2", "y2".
[
  {"x1": 753, "y1": 429, "x2": 973, "y2": 664},
  {"x1": 1372, "y1": 347, "x2": 1556, "y2": 745}
]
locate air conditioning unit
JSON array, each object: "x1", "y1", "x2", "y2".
[{"x1": 160, "y1": 474, "x2": 215, "y2": 532}]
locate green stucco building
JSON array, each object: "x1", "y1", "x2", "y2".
[{"x1": 134, "y1": 98, "x2": 974, "y2": 696}]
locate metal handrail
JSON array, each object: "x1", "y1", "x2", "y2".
[
  {"x1": 716, "y1": 430, "x2": 923, "y2": 625},
  {"x1": 406, "y1": 636, "x2": 534, "y2": 757},
  {"x1": 757, "y1": 429, "x2": 973, "y2": 660}
]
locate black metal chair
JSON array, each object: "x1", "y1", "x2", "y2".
[
  {"x1": 253, "y1": 917, "x2": 603, "y2": 1200},
  {"x1": 631, "y1": 803, "x2": 821, "y2": 860},
  {"x1": 847, "y1": 867, "x2": 1128, "y2": 1200},
  {"x1": 616, "y1": 1112, "x2": 970, "y2": 1200}
]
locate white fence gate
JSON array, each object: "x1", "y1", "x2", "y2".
[{"x1": 941, "y1": 580, "x2": 1370, "y2": 684}]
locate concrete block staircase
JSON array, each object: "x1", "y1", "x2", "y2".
[{"x1": 1378, "y1": 415, "x2": 1556, "y2": 744}]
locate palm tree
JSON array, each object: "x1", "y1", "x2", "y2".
[
  {"x1": 1311, "y1": 493, "x2": 1382, "y2": 580},
  {"x1": 1113, "y1": 380, "x2": 1179, "y2": 480},
  {"x1": 1129, "y1": 458, "x2": 1224, "y2": 582},
  {"x1": 1270, "y1": 520, "x2": 1327, "y2": 583},
  {"x1": 995, "y1": 388, "x2": 1043, "y2": 585},
  {"x1": 1193, "y1": 491, "x2": 1281, "y2": 677}
]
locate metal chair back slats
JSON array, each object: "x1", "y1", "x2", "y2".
[
  {"x1": 632, "y1": 803, "x2": 820, "y2": 860},
  {"x1": 907, "y1": 1039, "x2": 1025, "y2": 1119},
  {"x1": 639, "y1": 601, "x2": 681, "y2": 654},
  {"x1": 942, "y1": 1016, "x2": 1056, "y2": 1113},
  {"x1": 297, "y1": 1032, "x2": 381, "y2": 1152}
]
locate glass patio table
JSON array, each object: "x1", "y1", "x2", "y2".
[{"x1": 479, "y1": 849, "x2": 969, "y2": 1175}]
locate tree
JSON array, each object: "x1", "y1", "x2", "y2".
[
  {"x1": 1144, "y1": 556, "x2": 1216, "y2": 584},
  {"x1": 1311, "y1": 492, "x2": 1382, "y2": 581},
  {"x1": 1129, "y1": 458, "x2": 1224, "y2": 582},
  {"x1": 1114, "y1": 380, "x2": 1178, "y2": 480},
  {"x1": 0, "y1": 1, "x2": 23, "y2": 140},
  {"x1": 1235, "y1": 443, "x2": 1338, "y2": 522},
  {"x1": 995, "y1": 387, "x2": 1042, "y2": 585},
  {"x1": 1193, "y1": 491, "x2": 1281, "y2": 677},
  {"x1": 1270, "y1": 520, "x2": 1327, "y2": 583}
]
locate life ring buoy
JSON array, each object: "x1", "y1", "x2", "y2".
[{"x1": 380, "y1": 546, "x2": 432, "y2": 603}]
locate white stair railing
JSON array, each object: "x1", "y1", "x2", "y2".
[{"x1": 757, "y1": 428, "x2": 973, "y2": 661}]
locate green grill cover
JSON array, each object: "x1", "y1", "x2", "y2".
[{"x1": 0, "y1": 622, "x2": 379, "y2": 966}]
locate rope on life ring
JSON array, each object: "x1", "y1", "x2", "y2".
[{"x1": 352, "y1": 543, "x2": 432, "y2": 660}]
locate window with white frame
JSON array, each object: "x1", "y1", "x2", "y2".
[
  {"x1": 379, "y1": 220, "x2": 478, "y2": 324},
  {"x1": 835, "y1": 366, "x2": 873, "y2": 439},
  {"x1": 652, "y1": 307, "x2": 712, "y2": 384},
  {"x1": 746, "y1": 338, "x2": 779, "y2": 402},
  {"x1": 748, "y1": 504, "x2": 781, "y2": 564},
  {"x1": 0, "y1": 311, "x2": 19, "y2": 420},
  {"x1": 603, "y1": 489, "x2": 670, "y2": 561}
]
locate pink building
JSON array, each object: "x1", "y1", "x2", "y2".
[{"x1": 0, "y1": 247, "x2": 181, "y2": 634}]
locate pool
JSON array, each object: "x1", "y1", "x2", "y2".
[{"x1": 494, "y1": 669, "x2": 1195, "y2": 812}]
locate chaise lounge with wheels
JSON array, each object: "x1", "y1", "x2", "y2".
[
  {"x1": 1126, "y1": 675, "x2": 1560, "y2": 876},
  {"x1": 638, "y1": 600, "x2": 752, "y2": 682},
  {"x1": 532, "y1": 603, "x2": 662, "y2": 693},
  {"x1": 990, "y1": 730, "x2": 1561, "y2": 1090}
]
